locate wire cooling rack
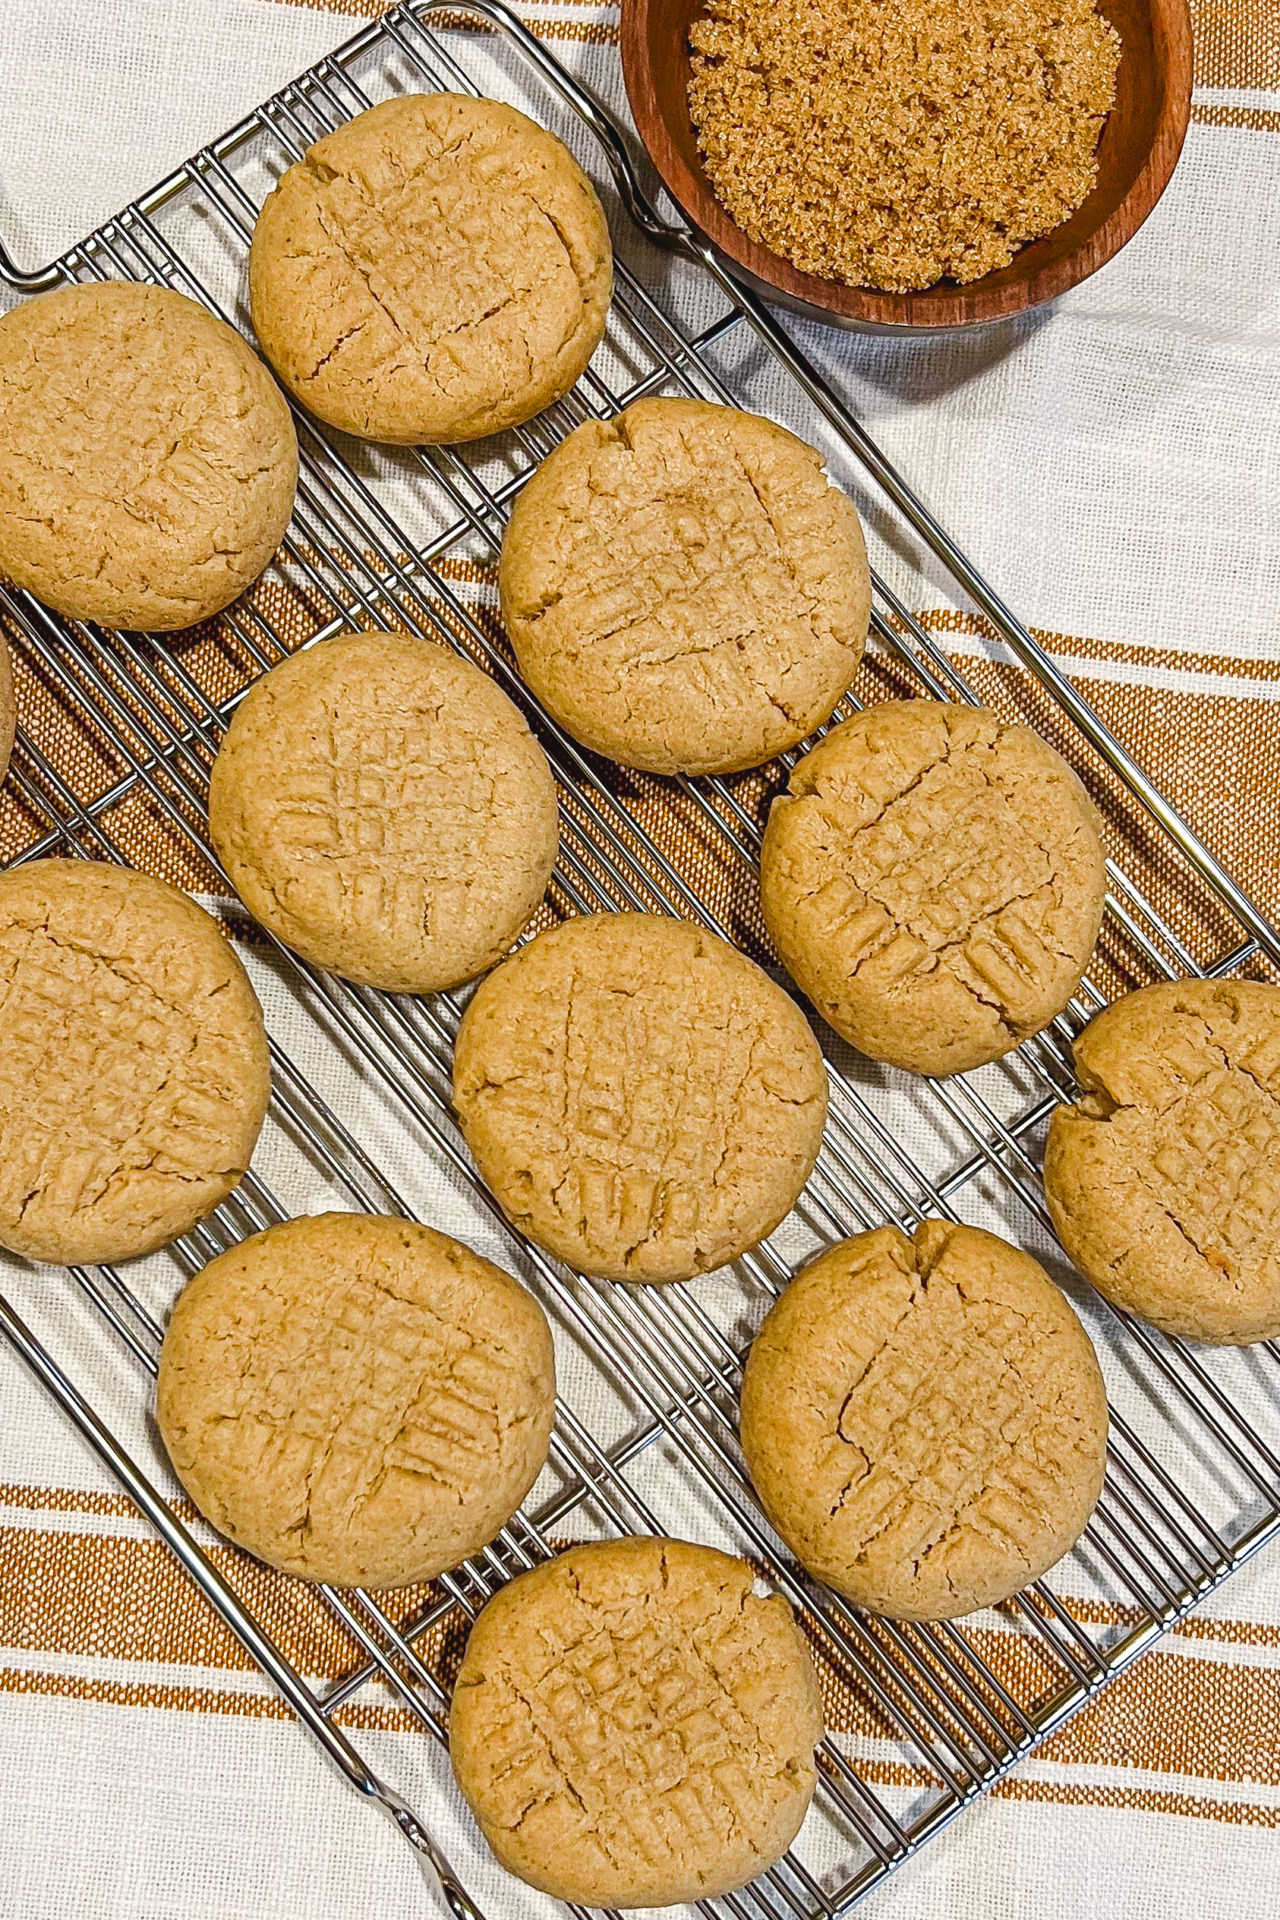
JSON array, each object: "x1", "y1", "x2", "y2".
[{"x1": 2, "y1": 4, "x2": 1280, "y2": 1915}]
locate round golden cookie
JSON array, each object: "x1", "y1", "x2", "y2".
[
  {"x1": 208, "y1": 633, "x2": 558, "y2": 994},
  {"x1": 452, "y1": 913, "x2": 828, "y2": 1282},
  {"x1": 248, "y1": 94, "x2": 612, "y2": 445},
  {"x1": 760, "y1": 701, "x2": 1106, "y2": 1076},
  {"x1": 740, "y1": 1221, "x2": 1108, "y2": 1619},
  {"x1": 0, "y1": 859, "x2": 270, "y2": 1265},
  {"x1": 499, "y1": 396, "x2": 870, "y2": 776},
  {"x1": 157, "y1": 1212, "x2": 555, "y2": 1587},
  {"x1": 449, "y1": 1537, "x2": 823, "y2": 1907},
  {"x1": 0, "y1": 282, "x2": 297, "y2": 632},
  {"x1": 1045, "y1": 980, "x2": 1280, "y2": 1345}
]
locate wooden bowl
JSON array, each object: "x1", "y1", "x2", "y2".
[{"x1": 621, "y1": 0, "x2": 1193, "y2": 331}]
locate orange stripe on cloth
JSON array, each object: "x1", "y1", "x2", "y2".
[
  {"x1": 1043, "y1": 1591, "x2": 1280, "y2": 1652},
  {"x1": 817, "y1": 1623, "x2": 1280, "y2": 1790},
  {"x1": 845, "y1": 1756, "x2": 1280, "y2": 1828},
  {"x1": 4, "y1": 1520, "x2": 1278, "y2": 1802},
  {"x1": 1028, "y1": 1642, "x2": 1280, "y2": 1789},
  {"x1": 1191, "y1": 103, "x2": 1280, "y2": 133},
  {"x1": 0, "y1": 1523, "x2": 465, "y2": 1685},
  {"x1": 262, "y1": 0, "x2": 621, "y2": 40},
  {"x1": 7, "y1": 1668, "x2": 1275, "y2": 1829},
  {"x1": 7, "y1": 1497, "x2": 1271, "y2": 1654},
  {"x1": 260, "y1": 0, "x2": 1280, "y2": 92},
  {"x1": 991, "y1": 1775, "x2": 1280, "y2": 1828},
  {"x1": 0, "y1": 1481, "x2": 163, "y2": 1518},
  {"x1": 1191, "y1": 0, "x2": 1280, "y2": 92},
  {"x1": 265, "y1": 0, "x2": 386, "y2": 14},
  {"x1": 915, "y1": 608, "x2": 1280, "y2": 688},
  {"x1": 0, "y1": 1664, "x2": 427, "y2": 1735}
]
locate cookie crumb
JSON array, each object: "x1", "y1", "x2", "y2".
[{"x1": 688, "y1": 0, "x2": 1121, "y2": 292}]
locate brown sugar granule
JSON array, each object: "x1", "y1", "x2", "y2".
[{"x1": 688, "y1": 0, "x2": 1121, "y2": 293}]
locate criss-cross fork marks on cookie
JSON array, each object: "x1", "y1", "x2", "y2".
[
  {"x1": 248, "y1": 93, "x2": 612, "y2": 445},
  {"x1": 762, "y1": 701, "x2": 1106, "y2": 1075},
  {"x1": 0, "y1": 861, "x2": 268, "y2": 1266},
  {"x1": 1137, "y1": 1057, "x2": 1280, "y2": 1261},
  {"x1": 0, "y1": 281, "x2": 297, "y2": 631},
  {"x1": 453, "y1": 915, "x2": 827, "y2": 1282},
  {"x1": 450, "y1": 1539, "x2": 822, "y2": 1907},
  {"x1": 1046, "y1": 981, "x2": 1280, "y2": 1344},
  {"x1": 741, "y1": 1222, "x2": 1109, "y2": 1619},
  {"x1": 209, "y1": 633, "x2": 558, "y2": 994},
  {"x1": 268, "y1": 718, "x2": 517, "y2": 935},
  {"x1": 1, "y1": 932, "x2": 235, "y2": 1217},
  {"x1": 500, "y1": 398, "x2": 870, "y2": 776},
  {"x1": 157, "y1": 1214, "x2": 554, "y2": 1587}
]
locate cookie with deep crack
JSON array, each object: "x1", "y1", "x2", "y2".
[
  {"x1": 759, "y1": 701, "x2": 1106, "y2": 1076},
  {"x1": 0, "y1": 281, "x2": 297, "y2": 632},
  {"x1": 157, "y1": 1212, "x2": 555, "y2": 1587},
  {"x1": 452, "y1": 913, "x2": 828, "y2": 1282},
  {"x1": 740, "y1": 1221, "x2": 1108, "y2": 1619},
  {"x1": 208, "y1": 632, "x2": 559, "y2": 993},
  {"x1": 1045, "y1": 980, "x2": 1280, "y2": 1344},
  {"x1": 0, "y1": 859, "x2": 270, "y2": 1265},
  {"x1": 499, "y1": 396, "x2": 870, "y2": 775},
  {"x1": 449, "y1": 1536, "x2": 823, "y2": 1906},
  {"x1": 248, "y1": 93, "x2": 612, "y2": 445}
]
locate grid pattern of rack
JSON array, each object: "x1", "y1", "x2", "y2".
[{"x1": 2, "y1": 5, "x2": 1280, "y2": 1916}]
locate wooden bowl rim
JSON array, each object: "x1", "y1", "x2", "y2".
[{"x1": 620, "y1": 0, "x2": 1194, "y2": 332}]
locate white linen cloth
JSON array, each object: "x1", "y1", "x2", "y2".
[{"x1": 0, "y1": 3, "x2": 1277, "y2": 1916}]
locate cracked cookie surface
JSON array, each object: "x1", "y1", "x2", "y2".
[
  {"x1": 741, "y1": 1221, "x2": 1107, "y2": 1618},
  {"x1": 157, "y1": 1211, "x2": 555, "y2": 1587},
  {"x1": 248, "y1": 93, "x2": 612, "y2": 445},
  {"x1": 760, "y1": 701, "x2": 1106, "y2": 1075},
  {"x1": 1045, "y1": 980, "x2": 1280, "y2": 1344},
  {"x1": 449, "y1": 1536, "x2": 822, "y2": 1906},
  {"x1": 0, "y1": 281, "x2": 297, "y2": 632},
  {"x1": 208, "y1": 632, "x2": 558, "y2": 993},
  {"x1": 452, "y1": 913, "x2": 828, "y2": 1282},
  {"x1": 499, "y1": 396, "x2": 870, "y2": 775},
  {"x1": 0, "y1": 859, "x2": 270, "y2": 1265}
]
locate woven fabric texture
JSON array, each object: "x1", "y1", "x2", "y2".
[{"x1": 0, "y1": 2, "x2": 1277, "y2": 1916}]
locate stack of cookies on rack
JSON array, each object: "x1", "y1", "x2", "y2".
[{"x1": 1, "y1": 80, "x2": 1277, "y2": 1912}]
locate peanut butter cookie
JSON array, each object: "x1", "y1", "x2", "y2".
[
  {"x1": 449, "y1": 1537, "x2": 823, "y2": 1906},
  {"x1": 1045, "y1": 980, "x2": 1280, "y2": 1344},
  {"x1": 499, "y1": 396, "x2": 870, "y2": 775},
  {"x1": 249, "y1": 93, "x2": 611, "y2": 445},
  {"x1": 0, "y1": 859, "x2": 270, "y2": 1265},
  {"x1": 0, "y1": 281, "x2": 297, "y2": 632},
  {"x1": 157, "y1": 1212, "x2": 555, "y2": 1587},
  {"x1": 208, "y1": 633, "x2": 558, "y2": 993},
  {"x1": 452, "y1": 913, "x2": 828, "y2": 1282},
  {"x1": 740, "y1": 1221, "x2": 1108, "y2": 1618},
  {"x1": 760, "y1": 701, "x2": 1106, "y2": 1075}
]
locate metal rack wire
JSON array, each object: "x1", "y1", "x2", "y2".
[{"x1": 1, "y1": 4, "x2": 1279, "y2": 1915}]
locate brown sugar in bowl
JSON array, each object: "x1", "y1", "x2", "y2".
[{"x1": 621, "y1": 0, "x2": 1192, "y2": 332}]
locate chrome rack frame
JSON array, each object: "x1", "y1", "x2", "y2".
[{"x1": 1, "y1": 5, "x2": 1278, "y2": 1916}]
